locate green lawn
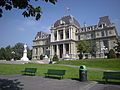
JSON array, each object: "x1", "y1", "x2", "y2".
[
  {"x1": 56, "y1": 58, "x2": 120, "y2": 70},
  {"x1": 0, "y1": 63, "x2": 78, "y2": 78},
  {"x1": 0, "y1": 63, "x2": 103, "y2": 80},
  {"x1": 0, "y1": 58, "x2": 120, "y2": 82}
]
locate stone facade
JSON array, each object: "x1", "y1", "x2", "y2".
[
  {"x1": 32, "y1": 31, "x2": 50, "y2": 60},
  {"x1": 32, "y1": 15, "x2": 119, "y2": 60}
]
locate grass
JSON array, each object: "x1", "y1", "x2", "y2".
[
  {"x1": 56, "y1": 58, "x2": 120, "y2": 70},
  {"x1": 0, "y1": 63, "x2": 103, "y2": 80},
  {"x1": 0, "y1": 58, "x2": 120, "y2": 82},
  {"x1": 0, "y1": 63, "x2": 78, "y2": 78}
]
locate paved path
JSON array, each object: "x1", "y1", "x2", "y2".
[
  {"x1": 0, "y1": 75, "x2": 120, "y2": 90},
  {"x1": 0, "y1": 75, "x2": 97, "y2": 90}
]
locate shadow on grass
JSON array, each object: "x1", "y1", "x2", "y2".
[
  {"x1": 71, "y1": 78, "x2": 80, "y2": 81},
  {"x1": 44, "y1": 76, "x2": 62, "y2": 80},
  {"x1": 71, "y1": 78, "x2": 120, "y2": 85},
  {"x1": 22, "y1": 74, "x2": 36, "y2": 76},
  {"x1": 96, "y1": 80, "x2": 120, "y2": 85},
  {"x1": 0, "y1": 78, "x2": 24, "y2": 90}
]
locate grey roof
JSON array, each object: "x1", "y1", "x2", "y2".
[
  {"x1": 35, "y1": 31, "x2": 49, "y2": 39},
  {"x1": 98, "y1": 16, "x2": 111, "y2": 26},
  {"x1": 54, "y1": 15, "x2": 80, "y2": 28}
]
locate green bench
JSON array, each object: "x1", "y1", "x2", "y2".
[
  {"x1": 102, "y1": 71, "x2": 120, "y2": 83},
  {"x1": 22, "y1": 68, "x2": 37, "y2": 76},
  {"x1": 45, "y1": 69, "x2": 66, "y2": 79}
]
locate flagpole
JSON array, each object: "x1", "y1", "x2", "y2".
[{"x1": 66, "y1": 7, "x2": 70, "y2": 15}]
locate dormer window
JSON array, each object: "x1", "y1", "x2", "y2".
[
  {"x1": 102, "y1": 23, "x2": 106, "y2": 27},
  {"x1": 99, "y1": 24, "x2": 102, "y2": 27},
  {"x1": 69, "y1": 19, "x2": 73, "y2": 23},
  {"x1": 60, "y1": 20, "x2": 65, "y2": 25}
]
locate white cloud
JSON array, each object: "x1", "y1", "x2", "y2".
[
  {"x1": 25, "y1": 19, "x2": 38, "y2": 26},
  {"x1": 14, "y1": 18, "x2": 51, "y2": 33},
  {"x1": 15, "y1": 19, "x2": 39, "y2": 32},
  {"x1": 18, "y1": 27, "x2": 26, "y2": 31},
  {"x1": 40, "y1": 26, "x2": 51, "y2": 33}
]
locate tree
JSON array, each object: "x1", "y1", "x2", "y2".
[
  {"x1": 0, "y1": 43, "x2": 32, "y2": 60},
  {"x1": 89, "y1": 40, "x2": 96, "y2": 57},
  {"x1": 107, "y1": 49, "x2": 116, "y2": 59},
  {"x1": 77, "y1": 40, "x2": 91, "y2": 59},
  {"x1": 0, "y1": 46, "x2": 13, "y2": 60},
  {"x1": 52, "y1": 54, "x2": 59, "y2": 61},
  {"x1": 12, "y1": 43, "x2": 32, "y2": 60},
  {"x1": 0, "y1": 47, "x2": 6, "y2": 60},
  {"x1": 40, "y1": 54, "x2": 44, "y2": 60},
  {"x1": 27, "y1": 48, "x2": 32, "y2": 60},
  {"x1": 5, "y1": 45, "x2": 12, "y2": 60},
  {"x1": 13, "y1": 43, "x2": 24, "y2": 60},
  {"x1": 114, "y1": 41, "x2": 120, "y2": 58},
  {"x1": 0, "y1": 0, "x2": 57, "y2": 20}
]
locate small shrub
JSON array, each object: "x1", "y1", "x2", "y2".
[
  {"x1": 40, "y1": 54, "x2": 44, "y2": 60},
  {"x1": 108, "y1": 49, "x2": 116, "y2": 58},
  {"x1": 78, "y1": 53, "x2": 83, "y2": 59},
  {"x1": 116, "y1": 53, "x2": 120, "y2": 58},
  {"x1": 52, "y1": 54, "x2": 59, "y2": 61}
]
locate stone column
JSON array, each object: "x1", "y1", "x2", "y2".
[
  {"x1": 57, "y1": 30, "x2": 59, "y2": 41},
  {"x1": 32, "y1": 48, "x2": 35, "y2": 56},
  {"x1": 56, "y1": 45, "x2": 59, "y2": 58},
  {"x1": 69, "y1": 43, "x2": 71, "y2": 55},
  {"x1": 37, "y1": 47, "x2": 40, "y2": 59},
  {"x1": 63, "y1": 28, "x2": 65, "y2": 40},
  {"x1": 50, "y1": 45, "x2": 53, "y2": 58},
  {"x1": 70, "y1": 27, "x2": 72, "y2": 39},
  {"x1": 71, "y1": 43, "x2": 73, "y2": 58},
  {"x1": 69, "y1": 28, "x2": 71, "y2": 39},
  {"x1": 63, "y1": 44, "x2": 65, "y2": 58},
  {"x1": 73, "y1": 42, "x2": 75, "y2": 58},
  {"x1": 51, "y1": 30, "x2": 54, "y2": 42}
]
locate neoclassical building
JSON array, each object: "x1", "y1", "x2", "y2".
[{"x1": 32, "y1": 15, "x2": 119, "y2": 60}]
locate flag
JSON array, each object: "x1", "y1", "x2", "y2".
[{"x1": 66, "y1": 7, "x2": 70, "y2": 11}]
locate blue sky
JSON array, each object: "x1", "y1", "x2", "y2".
[{"x1": 0, "y1": 0, "x2": 120, "y2": 48}]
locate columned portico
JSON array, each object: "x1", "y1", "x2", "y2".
[{"x1": 51, "y1": 42, "x2": 78, "y2": 59}]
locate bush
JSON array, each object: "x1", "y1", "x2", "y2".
[
  {"x1": 108, "y1": 49, "x2": 116, "y2": 59},
  {"x1": 40, "y1": 54, "x2": 44, "y2": 60},
  {"x1": 116, "y1": 53, "x2": 120, "y2": 58},
  {"x1": 52, "y1": 54, "x2": 59, "y2": 61},
  {"x1": 78, "y1": 53, "x2": 83, "y2": 59}
]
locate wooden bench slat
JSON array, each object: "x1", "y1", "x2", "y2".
[
  {"x1": 45, "y1": 69, "x2": 66, "y2": 79},
  {"x1": 102, "y1": 71, "x2": 120, "y2": 83},
  {"x1": 22, "y1": 68, "x2": 37, "y2": 76}
]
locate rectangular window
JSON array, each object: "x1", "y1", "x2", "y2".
[
  {"x1": 53, "y1": 45, "x2": 57, "y2": 53},
  {"x1": 105, "y1": 30, "x2": 108, "y2": 36},
  {"x1": 78, "y1": 35, "x2": 80, "y2": 40},
  {"x1": 59, "y1": 30, "x2": 63, "y2": 39},
  {"x1": 65, "y1": 29, "x2": 69, "y2": 39},
  {"x1": 54, "y1": 31, "x2": 57, "y2": 40},
  {"x1": 65, "y1": 44, "x2": 69, "y2": 54},
  {"x1": 91, "y1": 33, "x2": 95, "y2": 39},
  {"x1": 101, "y1": 31, "x2": 105, "y2": 37},
  {"x1": 109, "y1": 30, "x2": 112, "y2": 34},
  {"x1": 86, "y1": 34, "x2": 90, "y2": 39},
  {"x1": 103, "y1": 40, "x2": 109, "y2": 49},
  {"x1": 96, "y1": 32, "x2": 99, "y2": 36}
]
